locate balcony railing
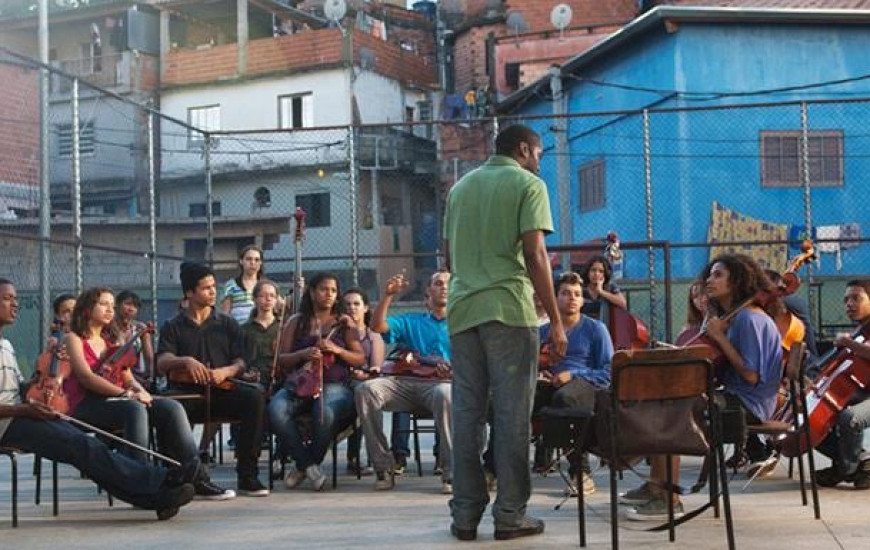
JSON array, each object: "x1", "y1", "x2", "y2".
[{"x1": 51, "y1": 53, "x2": 123, "y2": 93}]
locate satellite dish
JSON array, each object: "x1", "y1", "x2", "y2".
[
  {"x1": 324, "y1": 0, "x2": 347, "y2": 24},
  {"x1": 551, "y1": 4, "x2": 573, "y2": 31},
  {"x1": 506, "y1": 11, "x2": 527, "y2": 34}
]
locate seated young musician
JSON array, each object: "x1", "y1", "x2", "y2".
[
  {"x1": 271, "y1": 272, "x2": 365, "y2": 491},
  {"x1": 115, "y1": 290, "x2": 155, "y2": 382},
  {"x1": 65, "y1": 286, "x2": 234, "y2": 501},
  {"x1": 535, "y1": 271, "x2": 613, "y2": 496},
  {"x1": 0, "y1": 279, "x2": 195, "y2": 520},
  {"x1": 622, "y1": 254, "x2": 782, "y2": 521},
  {"x1": 45, "y1": 293, "x2": 76, "y2": 353},
  {"x1": 156, "y1": 262, "x2": 269, "y2": 497},
  {"x1": 814, "y1": 279, "x2": 870, "y2": 489},
  {"x1": 354, "y1": 271, "x2": 454, "y2": 493},
  {"x1": 343, "y1": 287, "x2": 385, "y2": 476},
  {"x1": 580, "y1": 255, "x2": 627, "y2": 320}
]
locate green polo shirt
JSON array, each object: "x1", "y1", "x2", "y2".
[{"x1": 444, "y1": 155, "x2": 554, "y2": 335}]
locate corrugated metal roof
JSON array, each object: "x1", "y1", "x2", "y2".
[{"x1": 498, "y1": 5, "x2": 870, "y2": 113}]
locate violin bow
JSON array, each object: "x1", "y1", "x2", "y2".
[{"x1": 31, "y1": 400, "x2": 181, "y2": 467}]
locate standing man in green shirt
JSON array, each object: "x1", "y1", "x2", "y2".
[{"x1": 444, "y1": 125, "x2": 566, "y2": 541}]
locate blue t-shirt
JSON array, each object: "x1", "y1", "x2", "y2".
[
  {"x1": 540, "y1": 316, "x2": 613, "y2": 389},
  {"x1": 720, "y1": 308, "x2": 783, "y2": 421},
  {"x1": 385, "y1": 312, "x2": 451, "y2": 362}
]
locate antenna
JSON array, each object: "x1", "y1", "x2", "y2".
[
  {"x1": 550, "y1": 4, "x2": 573, "y2": 41},
  {"x1": 506, "y1": 11, "x2": 527, "y2": 44},
  {"x1": 324, "y1": 0, "x2": 347, "y2": 26}
]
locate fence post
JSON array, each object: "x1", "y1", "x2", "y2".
[
  {"x1": 204, "y1": 133, "x2": 214, "y2": 268},
  {"x1": 550, "y1": 66, "x2": 572, "y2": 269},
  {"x1": 71, "y1": 78, "x2": 82, "y2": 295},
  {"x1": 147, "y1": 111, "x2": 158, "y2": 343},
  {"x1": 643, "y1": 109, "x2": 657, "y2": 339},
  {"x1": 38, "y1": 0, "x2": 51, "y2": 349},
  {"x1": 348, "y1": 125, "x2": 359, "y2": 286},
  {"x1": 800, "y1": 102, "x2": 818, "y2": 331}
]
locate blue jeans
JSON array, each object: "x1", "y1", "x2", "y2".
[
  {"x1": 817, "y1": 393, "x2": 870, "y2": 475},
  {"x1": 0, "y1": 417, "x2": 168, "y2": 509},
  {"x1": 269, "y1": 383, "x2": 356, "y2": 470},
  {"x1": 73, "y1": 395, "x2": 199, "y2": 467},
  {"x1": 450, "y1": 321, "x2": 538, "y2": 530}
]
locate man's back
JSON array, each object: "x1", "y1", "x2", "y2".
[{"x1": 445, "y1": 155, "x2": 553, "y2": 335}]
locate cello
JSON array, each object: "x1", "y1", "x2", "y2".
[{"x1": 780, "y1": 317, "x2": 870, "y2": 458}]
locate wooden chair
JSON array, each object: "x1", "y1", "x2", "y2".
[
  {"x1": 745, "y1": 343, "x2": 821, "y2": 519},
  {"x1": 604, "y1": 346, "x2": 735, "y2": 550}
]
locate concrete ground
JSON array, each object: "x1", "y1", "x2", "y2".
[{"x1": 0, "y1": 428, "x2": 867, "y2": 549}]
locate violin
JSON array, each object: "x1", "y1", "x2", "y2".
[
  {"x1": 27, "y1": 321, "x2": 73, "y2": 414},
  {"x1": 288, "y1": 320, "x2": 339, "y2": 399},
  {"x1": 380, "y1": 348, "x2": 449, "y2": 380},
  {"x1": 94, "y1": 323, "x2": 155, "y2": 388},
  {"x1": 780, "y1": 317, "x2": 870, "y2": 457}
]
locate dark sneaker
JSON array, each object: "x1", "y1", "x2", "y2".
[
  {"x1": 238, "y1": 476, "x2": 270, "y2": 497},
  {"x1": 494, "y1": 516, "x2": 545, "y2": 540},
  {"x1": 194, "y1": 479, "x2": 236, "y2": 501},
  {"x1": 451, "y1": 523, "x2": 477, "y2": 541},
  {"x1": 155, "y1": 483, "x2": 195, "y2": 521},
  {"x1": 815, "y1": 466, "x2": 848, "y2": 488},
  {"x1": 393, "y1": 454, "x2": 407, "y2": 476},
  {"x1": 619, "y1": 482, "x2": 656, "y2": 506},
  {"x1": 625, "y1": 497, "x2": 685, "y2": 522}
]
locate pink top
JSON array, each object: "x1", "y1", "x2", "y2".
[{"x1": 65, "y1": 338, "x2": 124, "y2": 413}]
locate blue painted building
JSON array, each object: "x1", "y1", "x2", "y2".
[{"x1": 499, "y1": 6, "x2": 870, "y2": 280}]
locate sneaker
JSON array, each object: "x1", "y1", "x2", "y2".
[
  {"x1": 746, "y1": 454, "x2": 780, "y2": 480},
  {"x1": 564, "y1": 473, "x2": 595, "y2": 497},
  {"x1": 442, "y1": 481, "x2": 453, "y2": 495},
  {"x1": 392, "y1": 454, "x2": 407, "y2": 476},
  {"x1": 725, "y1": 453, "x2": 748, "y2": 473},
  {"x1": 450, "y1": 523, "x2": 477, "y2": 541},
  {"x1": 238, "y1": 476, "x2": 270, "y2": 497},
  {"x1": 284, "y1": 468, "x2": 307, "y2": 489},
  {"x1": 306, "y1": 464, "x2": 327, "y2": 492},
  {"x1": 433, "y1": 465, "x2": 443, "y2": 477},
  {"x1": 374, "y1": 471, "x2": 395, "y2": 491},
  {"x1": 271, "y1": 458, "x2": 284, "y2": 481},
  {"x1": 853, "y1": 459, "x2": 870, "y2": 489},
  {"x1": 194, "y1": 479, "x2": 236, "y2": 501},
  {"x1": 625, "y1": 497, "x2": 685, "y2": 522},
  {"x1": 484, "y1": 470, "x2": 497, "y2": 492},
  {"x1": 618, "y1": 482, "x2": 656, "y2": 506},
  {"x1": 815, "y1": 466, "x2": 848, "y2": 488},
  {"x1": 155, "y1": 483, "x2": 195, "y2": 521},
  {"x1": 494, "y1": 516, "x2": 545, "y2": 540}
]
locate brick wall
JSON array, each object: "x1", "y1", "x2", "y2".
[
  {"x1": 246, "y1": 30, "x2": 344, "y2": 74},
  {"x1": 163, "y1": 42, "x2": 239, "y2": 87},
  {"x1": 353, "y1": 30, "x2": 438, "y2": 89},
  {"x1": 453, "y1": 22, "x2": 505, "y2": 93},
  {"x1": 0, "y1": 63, "x2": 39, "y2": 188},
  {"x1": 506, "y1": 0, "x2": 637, "y2": 32}
]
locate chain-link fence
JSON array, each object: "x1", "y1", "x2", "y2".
[{"x1": 2, "y1": 45, "x2": 868, "y2": 373}]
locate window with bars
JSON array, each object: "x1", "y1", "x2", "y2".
[
  {"x1": 278, "y1": 93, "x2": 313, "y2": 129},
  {"x1": 760, "y1": 130, "x2": 844, "y2": 187},
  {"x1": 187, "y1": 105, "x2": 220, "y2": 148},
  {"x1": 57, "y1": 122, "x2": 96, "y2": 158},
  {"x1": 578, "y1": 158, "x2": 605, "y2": 212}
]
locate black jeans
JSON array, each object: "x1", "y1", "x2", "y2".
[
  {"x1": 0, "y1": 417, "x2": 167, "y2": 509},
  {"x1": 175, "y1": 384, "x2": 265, "y2": 479},
  {"x1": 534, "y1": 377, "x2": 599, "y2": 475}
]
